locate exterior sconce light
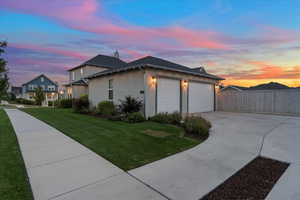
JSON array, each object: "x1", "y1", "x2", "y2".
[
  {"x1": 182, "y1": 80, "x2": 188, "y2": 88},
  {"x1": 151, "y1": 76, "x2": 157, "y2": 85}
]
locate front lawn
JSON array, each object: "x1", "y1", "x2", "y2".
[
  {"x1": 0, "y1": 109, "x2": 33, "y2": 200},
  {"x1": 23, "y1": 108, "x2": 200, "y2": 170}
]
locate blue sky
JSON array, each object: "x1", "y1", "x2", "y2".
[{"x1": 0, "y1": 0, "x2": 300, "y2": 86}]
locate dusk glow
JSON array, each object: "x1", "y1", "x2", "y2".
[{"x1": 1, "y1": 0, "x2": 299, "y2": 86}]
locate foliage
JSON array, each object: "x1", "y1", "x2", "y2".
[
  {"x1": 15, "y1": 98, "x2": 35, "y2": 105},
  {"x1": 58, "y1": 99, "x2": 72, "y2": 108},
  {"x1": 0, "y1": 41, "x2": 9, "y2": 99},
  {"x1": 33, "y1": 87, "x2": 45, "y2": 106},
  {"x1": 97, "y1": 101, "x2": 116, "y2": 116},
  {"x1": 119, "y1": 96, "x2": 143, "y2": 114},
  {"x1": 183, "y1": 116, "x2": 211, "y2": 139},
  {"x1": 73, "y1": 95, "x2": 89, "y2": 113},
  {"x1": 149, "y1": 111, "x2": 182, "y2": 125},
  {"x1": 127, "y1": 112, "x2": 146, "y2": 123},
  {"x1": 48, "y1": 100, "x2": 58, "y2": 107},
  {"x1": 0, "y1": 109, "x2": 34, "y2": 200}
]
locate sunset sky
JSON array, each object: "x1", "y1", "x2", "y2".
[{"x1": 0, "y1": 0, "x2": 300, "y2": 87}]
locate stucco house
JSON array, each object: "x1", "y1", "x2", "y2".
[
  {"x1": 65, "y1": 53, "x2": 224, "y2": 118},
  {"x1": 22, "y1": 74, "x2": 58, "y2": 105}
]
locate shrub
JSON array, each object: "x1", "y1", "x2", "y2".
[
  {"x1": 48, "y1": 100, "x2": 59, "y2": 107},
  {"x1": 97, "y1": 101, "x2": 116, "y2": 116},
  {"x1": 119, "y1": 96, "x2": 143, "y2": 114},
  {"x1": 16, "y1": 98, "x2": 35, "y2": 105},
  {"x1": 168, "y1": 111, "x2": 182, "y2": 125},
  {"x1": 73, "y1": 95, "x2": 89, "y2": 113},
  {"x1": 149, "y1": 112, "x2": 171, "y2": 124},
  {"x1": 58, "y1": 99, "x2": 72, "y2": 108},
  {"x1": 127, "y1": 112, "x2": 145, "y2": 123},
  {"x1": 183, "y1": 116, "x2": 211, "y2": 139},
  {"x1": 149, "y1": 111, "x2": 182, "y2": 125}
]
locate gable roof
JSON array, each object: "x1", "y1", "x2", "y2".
[
  {"x1": 22, "y1": 74, "x2": 58, "y2": 86},
  {"x1": 248, "y1": 82, "x2": 290, "y2": 90},
  {"x1": 88, "y1": 56, "x2": 224, "y2": 80},
  {"x1": 68, "y1": 54, "x2": 127, "y2": 71}
]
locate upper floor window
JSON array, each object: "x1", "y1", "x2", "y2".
[
  {"x1": 48, "y1": 85, "x2": 55, "y2": 91},
  {"x1": 80, "y1": 68, "x2": 83, "y2": 75},
  {"x1": 41, "y1": 77, "x2": 44, "y2": 82},
  {"x1": 108, "y1": 79, "x2": 113, "y2": 100},
  {"x1": 72, "y1": 71, "x2": 75, "y2": 81},
  {"x1": 41, "y1": 85, "x2": 45, "y2": 90}
]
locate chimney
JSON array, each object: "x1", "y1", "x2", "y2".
[{"x1": 113, "y1": 50, "x2": 120, "y2": 59}]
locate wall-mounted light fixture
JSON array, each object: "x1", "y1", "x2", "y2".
[
  {"x1": 151, "y1": 76, "x2": 157, "y2": 85},
  {"x1": 182, "y1": 80, "x2": 188, "y2": 88}
]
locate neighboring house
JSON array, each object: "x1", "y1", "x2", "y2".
[
  {"x1": 22, "y1": 74, "x2": 58, "y2": 105},
  {"x1": 221, "y1": 82, "x2": 291, "y2": 92},
  {"x1": 66, "y1": 53, "x2": 224, "y2": 118}
]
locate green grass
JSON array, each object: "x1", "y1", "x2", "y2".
[
  {"x1": 0, "y1": 109, "x2": 33, "y2": 200},
  {"x1": 23, "y1": 108, "x2": 200, "y2": 170}
]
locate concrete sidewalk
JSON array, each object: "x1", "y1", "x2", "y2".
[{"x1": 5, "y1": 109, "x2": 166, "y2": 200}]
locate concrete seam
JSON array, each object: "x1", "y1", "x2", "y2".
[
  {"x1": 29, "y1": 152, "x2": 92, "y2": 169},
  {"x1": 48, "y1": 172, "x2": 124, "y2": 200},
  {"x1": 127, "y1": 172, "x2": 173, "y2": 200},
  {"x1": 258, "y1": 118, "x2": 291, "y2": 155}
]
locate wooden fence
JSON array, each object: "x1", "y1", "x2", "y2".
[{"x1": 217, "y1": 89, "x2": 300, "y2": 114}]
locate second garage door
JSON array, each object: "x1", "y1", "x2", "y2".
[
  {"x1": 157, "y1": 78, "x2": 180, "y2": 113},
  {"x1": 189, "y1": 82, "x2": 214, "y2": 113}
]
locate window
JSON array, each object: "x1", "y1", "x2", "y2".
[
  {"x1": 41, "y1": 77, "x2": 44, "y2": 82},
  {"x1": 108, "y1": 79, "x2": 113, "y2": 100},
  {"x1": 41, "y1": 85, "x2": 45, "y2": 90},
  {"x1": 72, "y1": 71, "x2": 75, "y2": 81},
  {"x1": 80, "y1": 68, "x2": 83, "y2": 75},
  {"x1": 48, "y1": 85, "x2": 55, "y2": 91}
]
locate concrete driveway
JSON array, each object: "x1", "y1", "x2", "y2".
[{"x1": 130, "y1": 112, "x2": 300, "y2": 200}]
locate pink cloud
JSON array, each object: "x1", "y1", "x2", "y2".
[
  {"x1": 0, "y1": 0, "x2": 229, "y2": 50},
  {"x1": 10, "y1": 42, "x2": 88, "y2": 60}
]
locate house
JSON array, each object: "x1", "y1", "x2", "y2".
[
  {"x1": 66, "y1": 53, "x2": 224, "y2": 118},
  {"x1": 22, "y1": 74, "x2": 58, "y2": 105},
  {"x1": 221, "y1": 82, "x2": 291, "y2": 92}
]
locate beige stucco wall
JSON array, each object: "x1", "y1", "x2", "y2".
[
  {"x1": 144, "y1": 69, "x2": 219, "y2": 118},
  {"x1": 69, "y1": 65, "x2": 108, "y2": 82},
  {"x1": 88, "y1": 70, "x2": 145, "y2": 109}
]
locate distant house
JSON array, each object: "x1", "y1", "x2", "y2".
[
  {"x1": 221, "y1": 82, "x2": 291, "y2": 92},
  {"x1": 65, "y1": 52, "x2": 224, "y2": 118},
  {"x1": 22, "y1": 74, "x2": 58, "y2": 105}
]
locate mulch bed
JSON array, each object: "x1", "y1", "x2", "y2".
[{"x1": 201, "y1": 157, "x2": 289, "y2": 200}]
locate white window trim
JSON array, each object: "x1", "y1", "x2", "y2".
[{"x1": 72, "y1": 71, "x2": 75, "y2": 81}]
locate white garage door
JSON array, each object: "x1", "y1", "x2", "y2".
[
  {"x1": 157, "y1": 78, "x2": 180, "y2": 113},
  {"x1": 189, "y1": 82, "x2": 214, "y2": 113}
]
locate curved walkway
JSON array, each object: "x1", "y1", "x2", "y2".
[{"x1": 130, "y1": 112, "x2": 300, "y2": 200}]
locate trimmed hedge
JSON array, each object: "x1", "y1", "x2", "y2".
[
  {"x1": 149, "y1": 111, "x2": 182, "y2": 125},
  {"x1": 127, "y1": 112, "x2": 145, "y2": 123},
  {"x1": 15, "y1": 98, "x2": 35, "y2": 105},
  {"x1": 58, "y1": 99, "x2": 72, "y2": 108},
  {"x1": 97, "y1": 101, "x2": 116, "y2": 116}
]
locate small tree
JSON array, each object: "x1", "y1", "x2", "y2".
[
  {"x1": 34, "y1": 87, "x2": 45, "y2": 106},
  {"x1": 0, "y1": 41, "x2": 9, "y2": 99}
]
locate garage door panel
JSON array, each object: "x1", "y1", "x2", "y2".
[
  {"x1": 157, "y1": 78, "x2": 180, "y2": 113},
  {"x1": 189, "y1": 82, "x2": 214, "y2": 113}
]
